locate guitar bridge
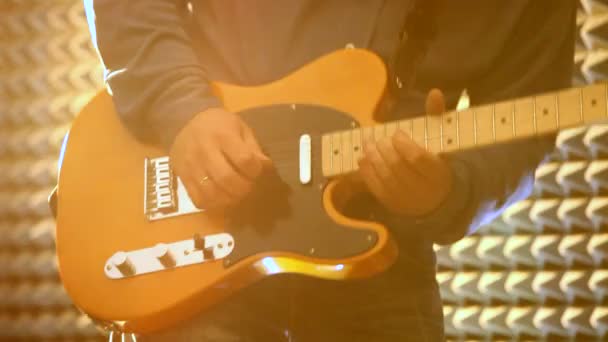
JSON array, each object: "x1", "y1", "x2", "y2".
[{"x1": 144, "y1": 156, "x2": 202, "y2": 221}]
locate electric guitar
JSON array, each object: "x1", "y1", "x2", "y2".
[{"x1": 54, "y1": 48, "x2": 607, "y2": 334}]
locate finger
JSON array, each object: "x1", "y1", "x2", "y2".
[
  {"x1": 221, "y1": 134, "x2": 264, "y2": 180},
  {"x1": 172, "y1": 143, "x2": 206, "y2": 209},
  {"x1": 392, "y1": 130, "x2": 446, "y2": 181},
  {"x1": 180, "y1": 171, "x2": 205, "y2": 209},
  {"x1": 375, "y1": 137, "x2": 426, "y2": 189},
  {"x1": 425, "y1": 88, "x2": 446, "y2": 116},
  {"x1": 186, "y1": 172, "x2": 232, "y2": 210},
  {"x1": 241, "y1": 124, "x2": 272, "y2": 169},
  {"x1": 202, "y1": 147, "x2": 253, "y2": 202},
  {"x1": 357, "y1": 156, "x2": 396, "y2": 207},
  {"x1": 363, "y1": 139, "x2": 403, "y2": 193},
  {"x1": 180, "y1": 151, "x2": 233, "y2": 209},
  {"x1": 176, "y1": 150, "x2": 229, "y2": 209}
]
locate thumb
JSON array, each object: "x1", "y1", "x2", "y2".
[{"x1": 425, "y1": 88, "x2": 445, "y2": 116}]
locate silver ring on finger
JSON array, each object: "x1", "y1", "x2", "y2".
[{"x1": 199, "y1": 175, "x2": 211, "y2": 185}]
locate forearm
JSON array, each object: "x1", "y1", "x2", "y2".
[
  {"x1": 427, "y1": 134, "x2": 556, "y2": 245},
  {"x1": 409, "y1": 5, "x2": 576, "y2": 245},
  {"x1": 84, "y1": 0, "x2": 220, "y2": 148}
]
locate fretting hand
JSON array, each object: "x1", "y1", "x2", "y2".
[{"x1": 357, "y1": 89, "x2": 453, "y2": 217}]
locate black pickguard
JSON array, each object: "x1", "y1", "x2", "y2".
[{"x1": 223, "y1": 104, "x2": 377, "y2": 266}]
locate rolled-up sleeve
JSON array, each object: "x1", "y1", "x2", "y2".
[{"x1": 84, "y1": 0, "x2": 221, "y2": 149}]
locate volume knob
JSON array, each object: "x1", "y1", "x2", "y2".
[
  {"x1": 193, "y1": 234, "x2": 214, "y2": 260},
  {"x1": 153, "y1": 243, "x2": 176, "y2": 268},
  {"x1": 111, "y1": 252, "x2": 136, "y2": 276}
]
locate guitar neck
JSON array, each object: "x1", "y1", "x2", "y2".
[{"x1": 321, "y1": 83, "x2": 608, "y2": 178}]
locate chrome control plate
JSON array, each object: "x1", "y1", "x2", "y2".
[{"x1": 104, "y1": 233, "x2": 235, "y2": 279}]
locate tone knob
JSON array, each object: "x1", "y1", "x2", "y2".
[
  {"x1": 193, "y1": 234, "x2": 214, "y2": 260},
  {"x1": 111, "y1": 252, "x2": 136, "y2": 276},
  {"x1": 153, "y1": 243, "x2": 176, "y2": 268}
]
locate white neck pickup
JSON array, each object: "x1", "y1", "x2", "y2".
[{"x1": 321, "y1": 83, "x2": 608, "y2": 178}]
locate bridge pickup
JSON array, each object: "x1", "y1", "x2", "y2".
[{"x1": 144, "y1": 156, "x2": 202, "y2": 221}]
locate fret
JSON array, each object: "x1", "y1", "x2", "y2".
[
  {"x1": 533, "y1": 95, "x2": 537, "y2": 134},
  {"x1": 341, "y1": 131, "x2": 354, "y2": 173},
  {"x1": 555, "y1": 94, "x2": 560, "y2": 129},
  {"x1": 424, "y1": 116, "x2": 429, "y2": 150},
  {"x1": 494, "y1": 102, "x2": 514, "y2": 142},
  {"x1": 411, "y1": 117, "x2": 426, "y2": 149},
  {"x1": 535, "y1": 93, "x2": 558, "y2": 134},
  {"x1": 374, "y1": 123, "x2": 386, "y2": 141},
  {"x1": 557, "y1": 88, "x2": 583, "y2": 129},
  {"x1": 580, "y1": 86, "x2": 584, "y2": 125},
  {"x1": 456, "y1": 111, "x2": 461, "y2": 150},
  {"x1": 514, "y1": 98, "x2": 535, "y2": 138},
  {"x1": 457, "y1": 109, "x2": 475, "y2": 148},
  {"x1": 321, "y1": 134, "x2": 332, "y2": 177},
  {"x1": 352, "y1": 128, "x2": 363, "y2": 167},
  {"x1": 398, "y1": 119, "x2": 413, "y2": 139},
  {"x1": 474, "y1": 110, "x2": 478, "y2": 145},
  {"x1": 442, "y1": 111, "x2": 458, "y2": 152},
  {"x1": 492, "y1": 105, "x2": 496, "y2": 142},
  {"x1": 386, "y1": 122, "x2": 398, "y2": 138},
  {"x1": 512, "y1": 101, "x2": 516, "y2": 137},
  {"x1": 362, "y1": 126, "x2": 375, "y2": 144},
  {"x1": 426, "y1": 115, "x2": 442, "y2": 153},
  {"x1": 582, "y1": 83, "x2": 607, "y2": 124},
  {"x1": 330, "y1": 132, "x2": 342, "y2": 176},
  {"x1": 475, "y1": 105, "x2": 494, "y2": 145}
]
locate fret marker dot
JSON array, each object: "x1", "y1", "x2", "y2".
[
  {"x1": 543, "y1": 108, "x2": 548, "y2": 116},
  {"x1": 447, "y1": 138, "x2": 453, "y2": 145},
  {"x1": 354, "y1": 146, "x2": 359, "y2": 152},
  {"x1": 333, "y1": 150, "x2": 339, "y2": 155},
  {"x1": 446, "y1": 117, "x2": 452, "y2": 124},
  {"x1": 500, "y1": 117, "x2": 507, "y2": 124},
  {"x1": 592, "y1": 99, "x2": 597, "y2": 106}
]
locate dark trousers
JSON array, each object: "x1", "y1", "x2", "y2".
[{"x1": 138, "y1": 266, "x2": 445, "y2": 342}]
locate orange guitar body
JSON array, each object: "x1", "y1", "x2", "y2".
[{"x1": 55, "y1": 49, "x2": 398, "y2": 334}]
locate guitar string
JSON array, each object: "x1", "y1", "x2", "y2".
[
  {"x1": 253, "y1": 127, "x2": 434, "y2": 150},
  {"x1": 259, "y1": 136, "x2": 446, "y2": 157},
  {"x1": 168, "y1": 134, "x2": 449, "y2": 170},
  {"x1": 255, "y1": 131, "x2": 447, "y2": 152}
]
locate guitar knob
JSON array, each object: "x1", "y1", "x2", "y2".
[
  {"x1": 193, "y1": 234, "x2": 214, "y2": 260},
  {"x1": 153, "y1": 243, "x2": 176, "y2": 268},
  {"x1": 193, "y1": 233, "x2": 206, "y2": 250},
  {"x1": 111, "y1": 252, "x2": 135, "y2": 276}
]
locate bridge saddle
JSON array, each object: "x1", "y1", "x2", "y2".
[{"x1": 144, "y1": 156, "x2": 202, "y2": 221}]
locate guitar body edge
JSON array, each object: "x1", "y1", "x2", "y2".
[{"x1": 55, "y1": 48, "x2": 397, "y2": 334}]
